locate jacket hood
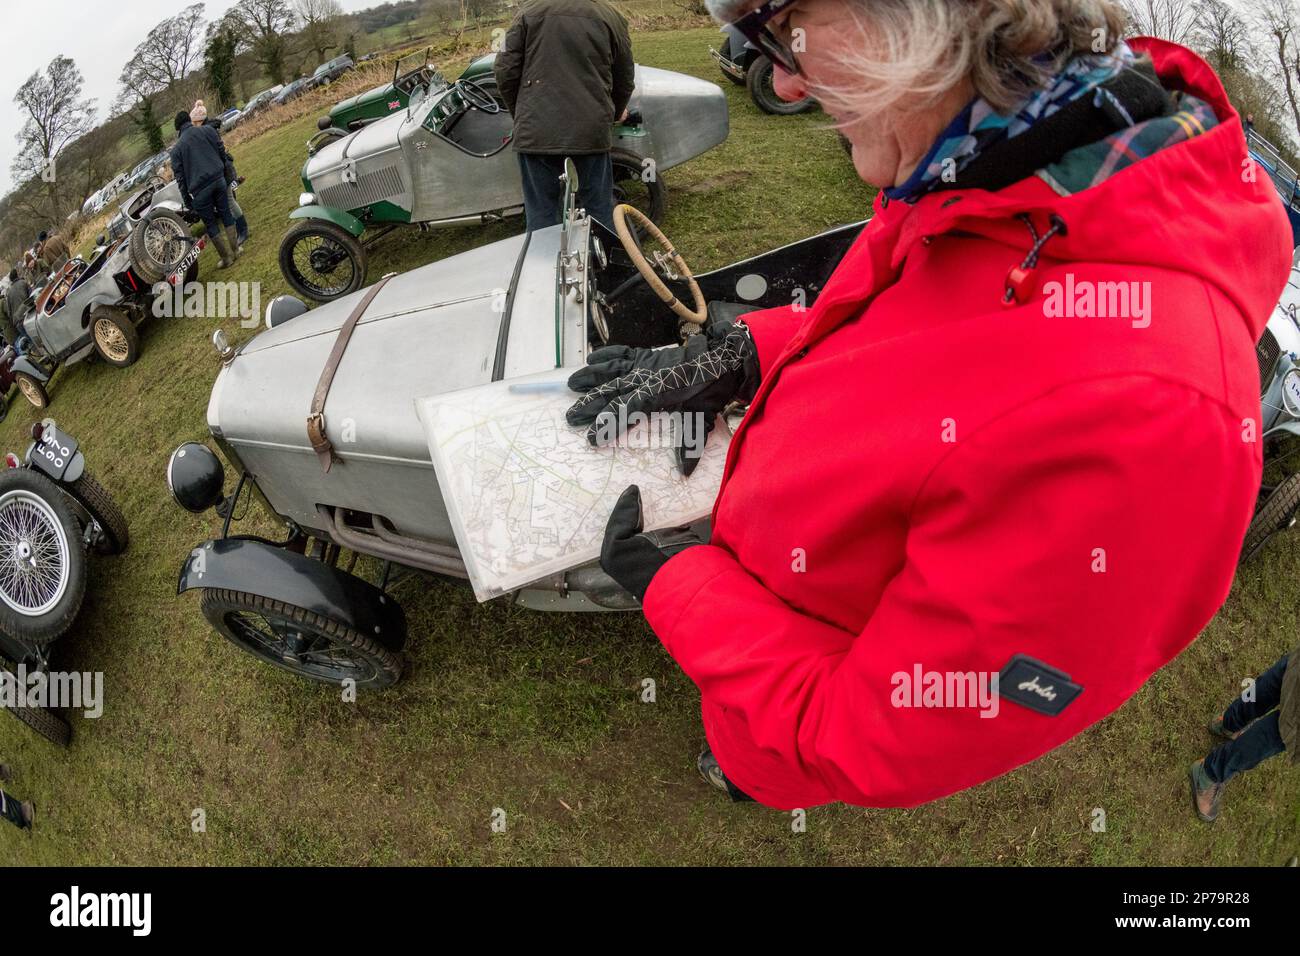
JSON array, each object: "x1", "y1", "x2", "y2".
[{"x1": 881, "y1": 37, "x2": 1292, "y2": 342}]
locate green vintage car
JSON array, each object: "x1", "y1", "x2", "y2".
[
  {"x1": 283, "y1": 57, "x2": 729, "y2": 302},
  {"x1": 319, "y1": 49, "x2": 452, "y2": 133}
]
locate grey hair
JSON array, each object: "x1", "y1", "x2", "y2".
[{"x1": 802, "y1": 0, "x2": 1127, "y2": 123}]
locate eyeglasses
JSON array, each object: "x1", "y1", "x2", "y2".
[{"x1": 730, "y1": 0, "x2": 803, "y2": 76}]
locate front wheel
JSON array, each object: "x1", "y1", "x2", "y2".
[
  {"x1": 0, "y1": 469, "x2": 87, "y2": 646},
  {"x1": 199, "y1": 588, "x2": 404, "y2": 688},
  {"x1": 611, "y1": 147, "x2": 667, "y2": 225},
  {"x1": 15, "y1": 373, "x2": 49, "y2": 410},
  {"x1": 279, "y1": 219, "x2": 368, "y2": 303},
  {"x1": 747, "y1": 55, "x2": 815, "y2": 115},
  {"x1": 90, "y1": 306, "x2": 141, "y2": 368},
  {"x1": 63, "y1": 472, "x2": 129, "y2": 556}
]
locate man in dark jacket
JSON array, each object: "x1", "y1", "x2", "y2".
[
  {"x1": 4, "y1": 270, "x2": 31, "y2": 347},
  {"x1": 170, "y1": 111, "x2": 239, "y2": 268},
  {"x1": 1190, "y1": 645, "x2": 1299, "y2": 822},
  {"x1": 203, "y1": 117, "x2": 251, "y2": 249},
  {"x1": 494, "y1": 0, "x2": 635, "y2": 232}
]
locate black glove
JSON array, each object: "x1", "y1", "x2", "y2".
[
  {"x1": 600, "y1": 485, "x2": 704, "y2": 602},
  {"x1": 566, "y1": 318, "x2": 760, "y2": 476}
]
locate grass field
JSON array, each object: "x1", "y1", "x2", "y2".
[{"x1": 1, "y1": 22, "x2": 1297, "y2": 866}]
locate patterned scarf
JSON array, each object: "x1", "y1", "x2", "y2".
[{"x1": 886, "y1": 41, "x2": 1137, "y2": 203}]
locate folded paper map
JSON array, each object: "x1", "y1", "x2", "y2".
[{"x1": 416, "y1": 369, "x2": 729, "y2": 601}]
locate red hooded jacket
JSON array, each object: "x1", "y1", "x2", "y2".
[{"x1": 642, "y1": 39, "x2": 1293, "y2": 809}]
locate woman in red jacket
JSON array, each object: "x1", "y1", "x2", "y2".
[{"x1": 566, "y1": 0, "x2": 1293, "y2": 808}]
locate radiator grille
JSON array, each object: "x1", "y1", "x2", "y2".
[
  {"x1": 317, "y1": 164, "x2": 405, "y2": 210},
  {"x1": 1258, "y1": 328, "x2": 1281, "y2": 396}
]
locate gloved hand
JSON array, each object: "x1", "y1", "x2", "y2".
[
  {"x1": 600, "y1": 485, "x2": 704, "y2": 602},
  {"x1": 566, "y1": 317, "x2": 760, "y2": 475}
]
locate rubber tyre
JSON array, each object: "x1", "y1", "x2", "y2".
[
  {"x1": 199, "y1": 588, "x2": 404, "y2": 689},
  {"x1": 0, "y1": 672, "x2": 71, "y2": 747},
  {"x1": 611, "y1": 147, "x2": 667, "y2": 225},
  {"x1": 0, "y1": 469, "x2": 87, "y2": 647},
  {"x1": 1242, "y1": 473, "x2": 1300, "y2": 561},
  {"x1": 130, "y1": 208, "x2": 192, "y2": 284},
  {"x1": 90, "y1": 307, "x2": 140, "y2": 368},
  {"x1": 14, "y1": 373, "x2": 48, "y2": 410},
  {"x1": 279, "y1": 219, "x2": 368, "y2": 304},
  {"x1": 0, "y1": 395, "x2": 7, "y2": 424},
  {"x1": 747, "y1": 55, "x2": 815, "y2": 114},
  {"x1": 64, "y1": 471, "x2": 128, "y2": 556}
]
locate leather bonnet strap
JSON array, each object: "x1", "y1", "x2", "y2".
[{"x1": 307, "y1": 272, "x2": 397, "y2": 473}]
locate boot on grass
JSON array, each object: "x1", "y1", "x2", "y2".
[
  {"x1": 1189, "y1": 759, "x2": 1225, "y2": 823},
  {"x1": 226, "y1": 224, "x2": 242, "y2": 260},
  {"x1": 211, "y1": 230, "x2": 235, "y2": 269}
]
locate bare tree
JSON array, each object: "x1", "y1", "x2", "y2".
[
  {"x1": 11, "y1": 56, "x2": 97, "y2": 206},
  {"x1": 225, "y1": 0, "x2": 299, "y2": 86},
  {"x1": 1123, "y1": 0, "x2": 1199, "y2": 45},
  {"x1": 295, "y1": 0, "x2": 344, "y2": 63},
  {"x1": 1256, "y1": 0, "x2": 1300, "y2": 139},
  {"x1": 1194, "y1": 0, "x2": 1251, "y2": 74}
]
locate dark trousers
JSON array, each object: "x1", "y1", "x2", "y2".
[
  {"x1": 0, "y1": 788, "x2": 28, "y2": 829},
  {"x1": 1204, "y1": 653, "x2": 1289, "y2": 784},
  {"x1": 517, "y1": 152, "x2": 615, "y2": 233},
  {"x1": 191, "y1": 176, "x2": 235, "y2": 238}
]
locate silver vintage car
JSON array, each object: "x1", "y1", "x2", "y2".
[
  {"x1": 280, "y1": 59, "x2": 730, "y2": 302},
  {"x1": 12, "y1": 213, "x2": 202, "y2": 409},
  {"x1": 170, "y1": 165, "x2": 861, "y2": 688}
]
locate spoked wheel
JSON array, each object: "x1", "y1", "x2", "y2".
[
  {"x1": 611, "y1": 148, "x2": 667, "y2": 225},
  {"x1": 130, "y1": 208, "x2": 193, "y2": 284},
  {"x1": 279, "y1": 219, "x2": 368, "y2": 303},
  {"x1": 15, "y1": 373, "x2": 49, "y2": 410},
  {"x1": 90, "y1": 307, "x2": 140, "y2": 367},
  {"x1": 0, "y1": 470, "x2": 86, "y2": 646},
  {"x1": 200, "y1": 589, "x2": 403, "y2": 688}
]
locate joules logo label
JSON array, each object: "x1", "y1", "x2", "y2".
[
  {"x1": 50, "y1": 887, "x2": 151, "y2": 936},
  {"x1": 1041, "y1": 272, "x2": 1152, "y2": 328}
]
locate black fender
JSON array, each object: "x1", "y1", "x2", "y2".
[
  {"x1": 11, "y1": 355, "x2": 50, "y2": 383},
  {"x1": 177, "y1": 537, "x2": 407, "y2": 651}
]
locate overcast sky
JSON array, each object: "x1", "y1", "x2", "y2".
[{"x1": 1, "y1": 0, "x2": 380, "y2": 191}]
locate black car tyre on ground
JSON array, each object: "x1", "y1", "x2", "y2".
[
  {"x1": 0, "y1": 669, "x2": 72, "y2": 747},
  {"x1": 90, "y1": 307, "x2": 140, "y2": 368},
  {"x1": 0, "y1": 469, "x2": 87, "y2": 646},
  {"x1": 279, "y1": 219, "x2": 368, "y2": 303},
  {"x1": 747, "y1": 55, "x2": 815, "y2": 115},
  {"x1": 14, "y1": 373, "x2": 48, "y2": 410},
  {"x1": 130, "y1": 208, "x2": 192, "y2": 284},
  {"x1": 200, "y1": 588, "x2": 404, "y2": 688},
  {"x1": 611, "y1": 147, "x2": 667, "y2": 225},
  {"x1": 63, "y1": 472, "x2": 128, "y2": 556},
  {"x1": 1242, "y1": 473, "x2": 1300, "y2": 561}
]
